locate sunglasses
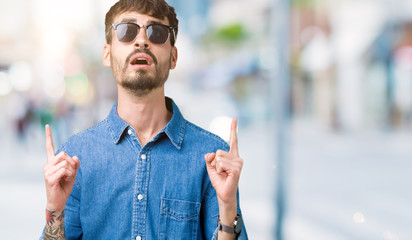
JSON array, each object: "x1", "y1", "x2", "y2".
[{"x1": 111, "y1": 22, "x2": 175, "y2": 44}]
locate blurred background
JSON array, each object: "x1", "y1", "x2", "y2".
[{"x1": 1, "y1": 0, "x2": 412, "y2": 239}]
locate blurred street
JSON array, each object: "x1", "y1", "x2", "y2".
[
  {"x1": 1, "y1": 118, "x2": 411, "y2": 239},
  {"x1": 285, "y1": 120, "x2": 412, "y2": 240}
]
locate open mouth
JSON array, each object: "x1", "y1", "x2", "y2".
[
  {"x1": 131, "y1": 58, "x2": 150, "y2": 65},
  {"x1": 129, "y1": 53, "x2": 153, "y2": 67}
]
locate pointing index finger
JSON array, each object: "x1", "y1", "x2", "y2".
[
  {"x1": 229, "y1": 118, "x2": 239, "y2": 156},
  {"x1": 45, "y1": 124, "x2": 55, "y2": 161}
]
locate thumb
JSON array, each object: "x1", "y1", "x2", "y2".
[
  {"x1": 73, "y1": 156, "x2": 80, "y2": 169},
  {"x1": 204, "y1": 152, "x2": 216, "y2": 165}
]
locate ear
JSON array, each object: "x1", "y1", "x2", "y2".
[
  {"x1": 170, "y1": 46, "x2": 178, "y2": 69},
  {"x1": 103, "y1": 44, "x2": 111, "y2": 67}
]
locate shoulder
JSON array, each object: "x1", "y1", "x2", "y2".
[
  {"x1": 67, "y1": 119, "x2": 108, "y2": 142},
  {"x1": 183, "y1": 119, "x2": 229, "y2": 151},
  {"x1": 57, "y1": 119, "x2": 109, "y2": 154}
]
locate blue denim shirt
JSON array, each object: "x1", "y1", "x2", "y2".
[{"x1": 42, "y1": 98, "x2": 248, "y2": 240}]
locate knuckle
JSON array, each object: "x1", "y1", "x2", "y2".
[
  {"x1": 68, "y1": 160, "x2": 76, "y2": 168},
  {"x1": 60, "y1": 165, "x2": 69, "y2": 172},
  {"x1": 44, "y1": 167, "x2": 53, "y2": 176},
  {"x1": 61, "y1": 161, "x2": 69, "y2": 168},
  {"x1": 216, "y1": 150, "x2": 225, "y2": 156},
  {"x1": 45, "y1": 178, "x2": 51, "y2": 185},
  {"x1": 58, "y1": 151, "x2": 68, "y2": 160},
  {"x1": 44, "y1": 173, "x2": 54, "y2": 183},
  {"x1": 56, "y1": 152, "x2": 64, "y2": 160},
  {"x1": 48, "y1": 176, "x2": 58, "y2": 184},
  {"x1": 66, "y1": 165, "x2": 73, "y2": 172}
]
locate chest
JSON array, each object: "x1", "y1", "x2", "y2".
[{"x1": 79, "y1": 142, "x2": 208, "y2": 203}]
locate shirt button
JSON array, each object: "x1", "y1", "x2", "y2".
[
  {"x1": 136, "y1": 236, "x2": 141, "y2": 240},
  {"x1": 141, "y1": 154, "x2": 146, "y2": 160},
  {"x1": 128, "y1": 129, "x2": 132, "y2": 135},
  {"x1": 137, "y1": 194, "x2": 143, "y2": 201}
]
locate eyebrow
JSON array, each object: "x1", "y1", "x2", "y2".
[
  {"x1": 119, "y1": 18, "x2": 164, "y2": 26},
  {"x1": 119, "y1": 18, "x2": 137, "y2": 23},
  {"x1": 147, "y1": 20, "x2": 163, "y2": 25}
]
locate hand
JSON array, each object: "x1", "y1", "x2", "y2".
[
  {"x1": 43, "y1": 124, "x2": 80, "y2": 211},
  {"x1": 205, "y1": 118, "x2": 243, "y2": 208}
]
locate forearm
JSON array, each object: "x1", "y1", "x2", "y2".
[
  {"x1": 43, "y1": 125, "x2": 79, "y2": 239},
  {"x1": 44, "y1": 208, "x2": 66, "y2": 240},
  {"x1": 217, "y1": 202, "x2": 237, "y2": 240}
]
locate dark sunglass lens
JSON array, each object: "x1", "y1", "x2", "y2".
[
  {"x1": 116, "y1": 23, "x2": 138, "y2": 42},
  {"x1": 147, "y1": 25, "x2": 169, "y2": 44}
]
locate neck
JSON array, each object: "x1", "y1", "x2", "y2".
[{"x1": 116, "y1": 86, "x2": 172, "y2": 146}]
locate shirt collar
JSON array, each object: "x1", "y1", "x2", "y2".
[
  {"x1": 163, "y1": 97, "x2": 185, "y2": 150},
  {"x1": 107, "y1": 97, "x2": 185, "y2": 150},
  {"x1": 107, "y1": 101, "x2": 129, "y2": 145}
]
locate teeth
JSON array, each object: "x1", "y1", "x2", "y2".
[{"x1": 133, "y1": 58, "x2": 149, "y2": 65}]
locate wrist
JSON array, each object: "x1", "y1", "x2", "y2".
[
  {"x1": 218, "y1": 201, "x2": 237, "y2": 226},
  {"x1": 44, "y1": 208, "x2": 66, "y2": 238},
  {"x1": 46, "y1": 204, "x2": 65, "y2": 213},
  {"x1": 217, "y1": 214, "x2": 243, "y2": 239},
  {"x1": 45, "y1": 208, "x2": 65, "y2": 226}
]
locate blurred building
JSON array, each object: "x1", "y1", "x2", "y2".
[{"x1": 290, "y1": 0, "x2": 412, "y2": 132}]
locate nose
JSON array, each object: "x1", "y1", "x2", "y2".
[{"x1": 134, "y1": 26, "x2": 150, "y2": 50}]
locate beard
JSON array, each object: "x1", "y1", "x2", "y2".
[
  {"x1": 111, "y1": 49, "x2": 171, "y2": 97},
  {"x1": 119, "y1": 67, "x2": 169, "y2": 96}
]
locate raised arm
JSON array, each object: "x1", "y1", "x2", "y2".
[
  {"x1": 43, "y1": 125, "x2": 80, "y2": 239},
  {"x1": 205, "y1": 118, "x2": 244, "y2": 239}
]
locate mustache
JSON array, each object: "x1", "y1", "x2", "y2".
[{"x1": 125, "y1": 49, "x2": 158, "y2": 65}]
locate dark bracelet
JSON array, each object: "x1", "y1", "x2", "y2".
[{"x1": 217, "y1": 214, "x2": 242, "y2": 237}]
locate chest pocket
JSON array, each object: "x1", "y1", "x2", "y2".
[{"x1": 158, "y1": 198, "x2": 201, "y2": 240}]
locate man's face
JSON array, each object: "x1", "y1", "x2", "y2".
[{"x1": 103, "y1": 11, "x2": 177, "y2": 96}]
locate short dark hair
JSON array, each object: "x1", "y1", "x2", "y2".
[{"x1": 105, "y1": 0, "x2": 178, "y2": 46}]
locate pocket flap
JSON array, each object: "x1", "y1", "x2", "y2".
[{"x1": 161, "y1": 198, "x2": 201, "y2": 220}]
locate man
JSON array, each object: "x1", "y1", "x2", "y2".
[{"x1": 42, "y1": 0, "x2": 248, "y2": 239}]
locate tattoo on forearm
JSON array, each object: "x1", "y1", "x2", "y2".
[
  {"x1": 46, "y1": 209, "x2": 56, "y2": 225},
  {"x1": 57, "y1": 210, "x2": 65, "y2": 221},
  {"x1": 44, "y1": 209, "x2": 65, "y2": 240}
]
